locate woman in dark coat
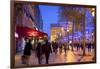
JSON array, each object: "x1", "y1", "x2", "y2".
[
  {"x1": 23, "y1": 39, "x2": 33, "y2": 65},
  {"x1": 36, "y1": 42, "x2": 43, "y2": 64}
]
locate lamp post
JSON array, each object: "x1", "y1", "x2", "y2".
[
  {"x1": 82, "y1": 8, "x2": 86, "y2": 56},
  {"x1": 92, "y1": 8, "x2": 95, "y2": 54},
  {"x1": 91, "y1": 8, "x2": 95, "y2": 17},
  {"x1": 91, "y1": 32, "x2": 94, "y2": 46},
  {"x1": 67, "y1": 29, "x2": 69, "y2": 50},
  {"x1": 91, "y1": 8, "x2": 95, "y2": 46}
]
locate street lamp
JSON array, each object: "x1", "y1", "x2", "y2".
[
  {"x1": 67, "y1": 29, "x2": 69, "y2": 49},
  {"x1": 91, "y1": 32, "x2": 94, "y2": 43},
  {"x1": 67, "y1": 29, "x2": 69, "y2": 32},
  {"x1": 69, "y1": 40, "x2": 72, "y2": 44},
  {"x1": 67, "y1": 29, "x2": 69, "y2": 42},
  {"x1": 92, "y1": 32, "x2": 94, "y2": 36},
  {"x1": 91, "y1": 8, "x2": 95, "y2": 17}
]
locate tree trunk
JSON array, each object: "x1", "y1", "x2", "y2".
[
  {"x1": 72, "y1": 19, "x2": 75, "y2": 51},
  {"x1": 82, "y1": 9, "x2": 86, "y2": 56}
]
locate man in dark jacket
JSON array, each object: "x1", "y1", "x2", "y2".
[
  {"x1": 23, "y1": 39, "x2": 33, "y2": 65},
  {"x1": 43, "y1": 40, "x2": 52, "y2": 64}
]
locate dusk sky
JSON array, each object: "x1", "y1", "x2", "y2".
[
  {"x1": 39, "y1": 5, "x2": 59, "y2": 37},
  {"x1": 39, "y1": 5, "x2": 94, "y2": 38}
]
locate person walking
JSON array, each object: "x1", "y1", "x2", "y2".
[
  {"x1": 59, "y1": 43, "x2": 63, "y2": 55},
  {"x1": 64, "y1": 43, "x2": 67, "y2": 54},
  {"x1": 36, "y1": 42, "x2": 43, "y2": 64},
  {"x1": 43, "y1": 39, "x2": 52, "y2": 64},
  {"x1": 88, "y1": 43, "x2": 92, "y2": 52},
  {"x1": 51, "y1": 41, "x2": 55, "y2": 53},
  {"x1": 23, "y1": 39, "x2": 33, "y2": 65},
  {"x1": 54, "y1": 42, "x2": 58, "y2": 54}
]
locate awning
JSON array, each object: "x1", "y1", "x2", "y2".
[{"x1": 16, "y1": 26, "x2": 48, "y2": 38}]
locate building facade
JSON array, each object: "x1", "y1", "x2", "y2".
[
  {"x1": 15, "y1": 4, "x2": 43, "y2": 31},
  {"x1": 15, "y1": 3, "x2": 43, "y2": 52},
  {"x1": 50, "y1": 24, "x2": 62, "y2": 42}
]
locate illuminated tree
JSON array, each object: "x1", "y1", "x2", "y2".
[{"x1": 58, "y1": 6, "x2": 87, "y2": 55}]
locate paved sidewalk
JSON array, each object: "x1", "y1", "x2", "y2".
[{"x1": 15, "y1": 48, "x2": 94, "y2": 67}]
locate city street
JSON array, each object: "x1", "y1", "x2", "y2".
[
  {"x1": 15, "y1": 47, "x2": 94, "y2": 67},
  {"x1": 13, "y1": 3, "x2": 96, "y2": 68}
]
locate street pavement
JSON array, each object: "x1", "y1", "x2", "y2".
[{"x1": 15, "y1": 47, "x2": 95, "y2": 67}]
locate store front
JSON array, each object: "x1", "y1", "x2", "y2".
[{"x1": 15, "y1": 26, "x2": 48, "y2": 53}]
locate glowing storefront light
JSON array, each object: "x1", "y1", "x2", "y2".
[{"x1": 15, "y1": 32, "x2": 19, "y2": 38}]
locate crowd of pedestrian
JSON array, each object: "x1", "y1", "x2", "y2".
[
  {"x1": 20, "y1": 37, "x2": 94, "y2": 65},
  {"x1": 21, "y1": 37, "x2": 52, "y2": 65}
]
